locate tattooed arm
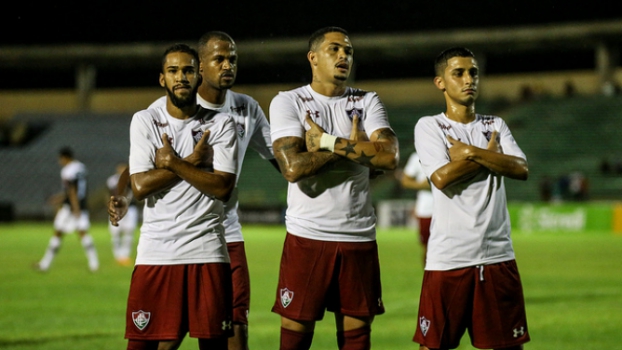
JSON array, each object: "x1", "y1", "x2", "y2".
[
  {"x1": 305, "y1": 114, "x2": 399, "y2": 171},
  {"x1": 273, "y1": 136, "x2": 340, "y2": 183}
]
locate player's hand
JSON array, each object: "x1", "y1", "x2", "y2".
[
  {"x1": 305, "y1": 113, "x2": 326, "y2": 152},
  {"x1": 447, "y1": 135, "x2": 472, "y2": 162},
  {"x1": 487, "y1": 130, "x2": 502, "y2": 153},
  {"x1": 187, "y1": 130, "x2": 213, "y2": 167},
  {"x1": 155, "y1": 133, "x2": 178, "y2": 169},
  {"x1": 349, "y1": 115, "x2": 368, "y2": 141},
  {"x1": 108, "y1": 195, "x2": 129, "y2": 226}
]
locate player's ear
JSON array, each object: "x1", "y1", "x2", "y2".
[
  {"x1": 199, "y1": 61, "x2": 204, "y2": 74},
  {"x1": 434, "y1": 76, "x2": 445, "y2": 91},
  {"x1": 159, "y1": 73, "x2": 165, "y2": 88},
  {"x1": 307, "y1": 51, "x2": 317, "y2": 66}
]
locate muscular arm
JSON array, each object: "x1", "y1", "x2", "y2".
[
  {"x1": 305, "y1": 115, "x2": 399, "y2": 171},
  {"x1": 273, "y1": 136, "x2": 340, "y2": 183},
  {"x1": 431, "y1": 132, "x2": 528, "y2": 190},
  {"x1": 150, "y1": 132, "x2": 236, "y2": 202}
]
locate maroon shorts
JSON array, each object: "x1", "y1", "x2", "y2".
[
  {"x1": 413, "y1": 260, "x2": 530, "y2": 349},
  {"x1": 227, "y1": 241, "x2": 250, "y2": 325},
  {"x1": 271, "y1": 233, "x2": 385, "y2": 321},
  {"x1": 125, "y1": 264, "x2": 233, "y2": 340},
  {"x1": 417, "y1": 216, "x2": 431, "y2": 245}
]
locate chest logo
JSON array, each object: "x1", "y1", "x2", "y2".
[
  {"x1": 236, "y1": 123, "x2": 246, "y2": 137},
  {"x1": 346, "y1": 108, "x2": 363, "y2": 121}
]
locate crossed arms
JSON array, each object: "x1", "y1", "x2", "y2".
[
  {"x1": 430, "y1": 132, "x2": 528, "y2": 190},
  {"x1": 273, "y1": 114, "x2": 399, "y2": 183}
]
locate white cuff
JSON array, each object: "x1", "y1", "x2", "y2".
[{"x1": 319, "y1": 133, "x2": 337, "y2": 152}]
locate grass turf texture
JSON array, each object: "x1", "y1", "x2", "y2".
[{"x1": 1, "y1": 222, "x2": 621, "y2": 349}]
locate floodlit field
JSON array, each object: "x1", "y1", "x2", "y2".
[{"x1": 1, "y1": 222, "x2": 621, "y2": 349}]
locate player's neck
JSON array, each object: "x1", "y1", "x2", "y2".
[
  {"x1": 198, "y1": 85, "x2": 227, "y2": 105},
  {"x1": 310, "y1": 79, "x2": 346, "y2": 97},
  {"x1": 166, "y1": 100, "x2": 199, "y2": 120},
  {"x1": 444, "y1": 102, "x2": 476, "y2": 124}
]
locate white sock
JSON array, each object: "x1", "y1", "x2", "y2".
[
  {"x1": 39, "y1": 236, "x2": 62, "y2": 270},
  {"x1": 81, "y1": 234, "x2": 99, "y2": 272}
]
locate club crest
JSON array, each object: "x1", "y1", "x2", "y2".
[
  {"x1": 236, "y1": 123, "x2": 246, "y2": 137},
  {"x1": 419, "y1": 316, "x2": 430, "y2": 336},
  {"x1": 192, "y1": 129, "x2": 205, "y2": 143},
  {"x1": 346, "y1": 108, "x2": 363, "y2": 121},
  {"x1": 280, "y1": 288, "x2": 294, "y2": 308},
  {"x1": 132, "y1": 310, "x2": 151, "y2": 330}
]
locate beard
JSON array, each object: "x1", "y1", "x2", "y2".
[{"x1": 165, "y1": 83, "x2": 199, "y2": 109}]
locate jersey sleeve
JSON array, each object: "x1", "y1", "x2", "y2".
[
  {"x1": 414, "y1": 117, "x2": 450, "y2": 179},
  {"x1": 497, "y1": 118, "x2": 526, "y2": 160},
  {"x1": 128, "y1": 111, "x2": 158, "y2": 176},
  {"x1": 362, "y1": 92, "x2": 392, "y2": 137},
  {"x1": 248, "y1": 101, "x2": 275, "y2": 159},
  {"x1": 403, "y1": 153, "x2": 422, "y2": 178},
  {"x1": 269, "y1": 92, "x2": 305, "y2": 141},
  {"x1": 210, "y1": 114, "x2": 239, "y2": 175}
]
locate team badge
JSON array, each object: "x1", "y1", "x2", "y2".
[
  {"x1": 346, "y1": 108, "x2": 364, "y2": 121},
  {"x1": 419, "y1": 316, "x2": 430, "y2": 336},
  {"x1": 132, "y1": 310, "x2": 151, "y2": 330},
  {"x1": 236, "y1": 123, "x2": 246, "y2": 137},
  {"x1": 192, "y1": 129, "x2": 205, "y2": 143},
  {"x1": 280, "y1": 288, "x2": 294, "y2": 308}
]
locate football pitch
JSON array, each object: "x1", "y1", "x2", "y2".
[{"x1": 1, "y1": 222, "x2": 621, "y2": 349}]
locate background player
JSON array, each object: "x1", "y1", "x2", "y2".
[
  {"x1": 413, "y1": 47, "x2": 530, "y2": 350},
  {"x1": 35, "y1": 146, "x2": 99, "y2": 272},
  {"x1": 399, "y1": 151, "x2": 433, "y2": 267},
  {"x1": 106, "y1": 162, "x2": 138, "y2": 266},
  {"x1": 124, "y1": 43, "x2": 238, "y2": 350},
  {"x1": 269, "y1": 26, "x2": 399, "y2": 350}
]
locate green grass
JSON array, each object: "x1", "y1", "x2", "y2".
[{"x1": 1, "y1": 222, "x2": 621, "y2": 349}]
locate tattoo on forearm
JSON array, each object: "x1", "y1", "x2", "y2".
[
  {"x1": 355, "y1": 151, "x2": 375, "y2": 167},
  {"x1": 375, "y1": 129, "x2": 395, "y2": 141},
  {"x1": 339, "y1": 141, "x2": 357, "y2": 156}
]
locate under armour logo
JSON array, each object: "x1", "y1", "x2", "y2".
[
  {"x1": 513, "y1": 327, "x2": 525, "y2": 338},
  {"x1": 222, "y1": 320, "x2": 232, "y2": 330}
]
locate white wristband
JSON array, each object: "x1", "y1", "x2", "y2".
[{"x1": 319, "y1": 133, "x2": 337, "y2": 152}]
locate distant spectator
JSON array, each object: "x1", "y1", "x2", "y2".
[
  {"x1": 569, "y1": 172, "x2": 589, "y2": 201},
  {"x1": 564, "y1": 81, "x2": 576, "y2": 97},
  {"x1": 539, "y1": 176, "x2": 553, "y2": 202},
  {"x1": 599, "y1": 158, "x2": 612, "y2": 174}
]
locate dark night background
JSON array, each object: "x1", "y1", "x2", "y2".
[{"x1": 2, "y1": 1, "x2": 619, "y2": 88}]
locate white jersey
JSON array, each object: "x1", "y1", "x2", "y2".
[
  {"x1": 414, "y1": 113, "x2": 526, "y2": 270},
  {"x1": 150, "y1": 90, "x2": 274, "y2": 242},
  {"x1": 61, "y1": 160, "x2": 88, "y2": 210},
  {"x1": 129, "y1": 106, "x2": 238, "y2": 265},
  {"x1": 270, "y1": 85, "x2": 392, "y2": 242},
  {"x1": 403, "y1": 152, "x2": 433, "y2": 218}
]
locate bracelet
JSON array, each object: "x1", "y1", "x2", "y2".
[{"x1": 319, "y1": 133, "x2": 337, "y2": 152}]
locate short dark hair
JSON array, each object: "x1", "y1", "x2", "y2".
[
  {"x1": 161, "y1": 43, "x2": 200, "y2": 70},
  {"x1": 197, "y1": 31, "x2": 235, "y2": 58},
  {"x1": 308, "y1": 27, "x2": 349, "y2": 51},
  {"x1": 59, "y1": 146, "x2": 73, "y2": 159},
  {"x1": 434, "y1": 47, "x2": 475, "y2": 76}
]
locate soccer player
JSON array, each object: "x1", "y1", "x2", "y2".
[
  {"x1": 124, "y1": 43, "x2": 238, "y2": 350},
  {"x1": 141, "y1": 31, "x2": 277, "y2": 350},
  {"x1": 35, "y1": 146, "x2": 99, "y2": 272},
  {"x1": 400, "y1": 152, "x2": 433, "y2": 267},
  {"x1": 106, "y1": 162, "x2": 138, "y2": 266},
  {"x1": 269, "y1": 26, "x2": 399, "y2": 350},
  {"x1": 412, "y1": 47, "x2": 530, "y2": 350}
]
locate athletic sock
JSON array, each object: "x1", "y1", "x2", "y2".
[
  {"x1": 337, "y1": 326, "x2": 371, "y2": 350},
  {"x1": 39, "y1": 236, "x2": 62, "y2": 270},
  {"x1": 280, "y1": 327, "x2": 313, "y2": 350},
  {"x1": 80, "y1": 234, "x2": 99, "y2": 271}
]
